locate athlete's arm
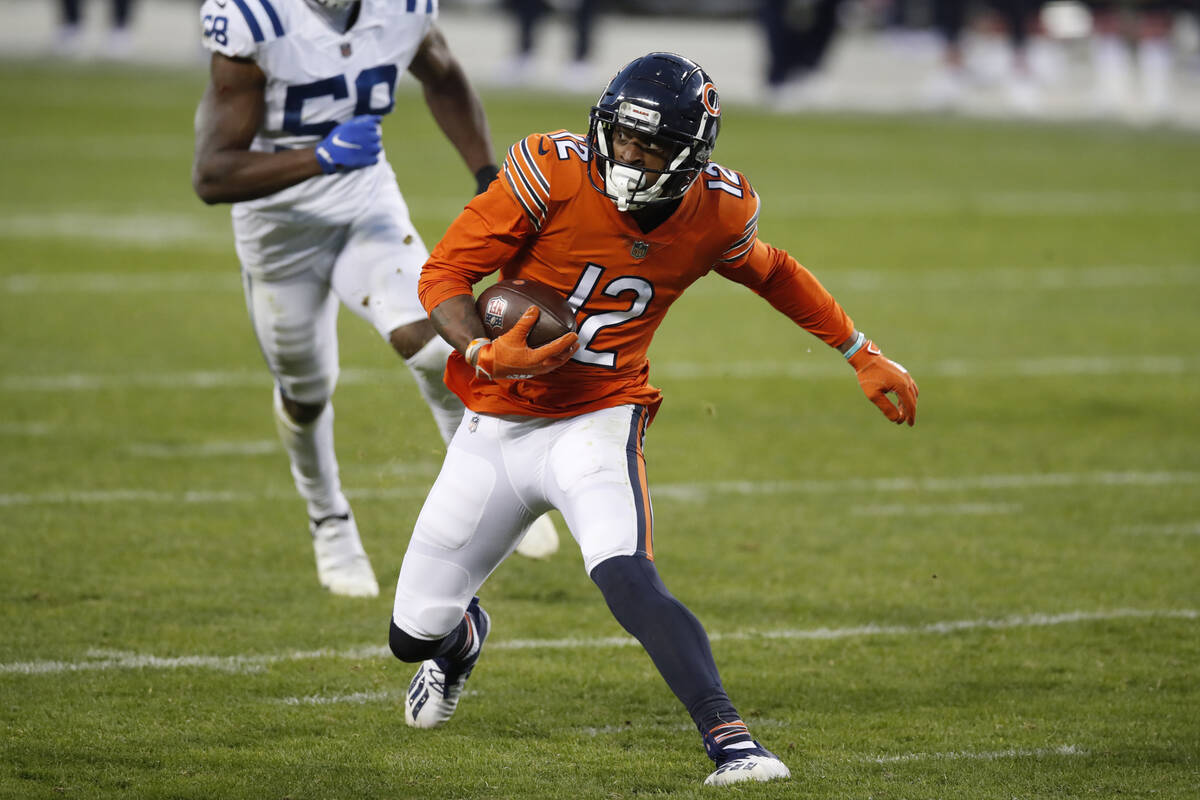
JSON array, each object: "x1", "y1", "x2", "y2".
[
  {"x1": 192, "y1": 53, "x2": 331, "y2": 204},
  {"x1": 428, "y1": 294, "x2": 488, "y2": 354},
  {"x1": 723, "y1": 241, "x2": 917, "y2": 425},
  {"x1": 408, "y1": 26, "x2": 498, "y2": 188},
  {"x1": 717, "y1": 240, "x2": 855, "y2": 347}
]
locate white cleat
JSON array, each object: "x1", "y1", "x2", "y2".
[
  {"x1": 515, "y1": 513, "x2": 560, "y2": 560},
  {"x1": 704, "y1": 744, "x2": 792, "y2": 787},
  {"x1": 405, "y1": 597, "x2": 490, "y2": 729},
  {"x1": 310, "y1": 512, "x2": 379, "y2": 597}
]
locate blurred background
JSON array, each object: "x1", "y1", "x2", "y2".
[{"x1": 5, "y1": 0, "x2": 1200, "y2": 127}]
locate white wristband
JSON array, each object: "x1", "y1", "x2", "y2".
[
  {"x1": 843, "y1": 331, "x2": 867, "y2": 360},
  {"x1": 464, "y1": 337, "x2": 490, "y2": 367}
]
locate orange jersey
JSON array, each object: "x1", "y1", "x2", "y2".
[{"x1": 419, "y1": 130, "x2": 855, "y2": 420}]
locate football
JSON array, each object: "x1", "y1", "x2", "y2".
[{"x1": 476, "y1": 279, "x2": 578, "y2": 348}]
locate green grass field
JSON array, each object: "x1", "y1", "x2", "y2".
[{"x1": 2, "y1": 60, "x2": 1199, "y2": 799}]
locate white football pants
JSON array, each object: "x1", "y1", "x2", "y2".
[
  {"x1": 392, "y1": 404, "x2": 653, "y2": 640},
  {"x1": 238, "y1": 186, "x2": 431, "y2": 405}
]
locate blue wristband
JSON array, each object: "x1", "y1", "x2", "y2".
[{"x1": 843, "y1": 331, "x2": 867, "y2": 360}]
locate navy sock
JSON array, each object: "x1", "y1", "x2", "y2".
[{"x1": 590, "y1": 555, "x2": 751, "y2": 750}]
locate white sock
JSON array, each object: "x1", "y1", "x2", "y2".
[
  {"x1": 404, "y1": 336, "x2": 465, "y2": 445},
  {"x1": 272, "y1": 388, "x2": 348, "y2": 521}
]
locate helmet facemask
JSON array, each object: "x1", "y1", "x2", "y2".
[{"x1": 588, "y1": 101, "x2": 711, "y2": 212}]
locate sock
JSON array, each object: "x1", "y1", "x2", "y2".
[
  {"x1": 451, "y1": 608, "x2": 481, "y2": 661},
  {"x1": 404, "y1": 335, "x2": 465, "y2": 445},
  {"x1": 693, "y1": 697, "x2": 756, "y2": 760},
  {"x1": 272, "y1": 387, "x2": 348, "y2": 520},
  {"x1": 590, "y1": 555, "x2": 757, "y2": 760}
]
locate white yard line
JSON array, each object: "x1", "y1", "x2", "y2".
[
  {"x1": 125, "y1": 440, "x2": 279, "y2": 458},
  {"x1": 863, "y1": 744, "x2": 1088, "y2": 764},
  {"x1": 277, "y1": 690, "x2": 398, "y2": 706},
  {"x1": 0, "y1": 422, "x2": 53, "y2": 435},
  {"x1": 852, "y1": 502, "x2": 1022, "y2": 516},
  {"x1": 1, "y1": 470, "x2": 1196, "y2": 508},
  {"x1": 2, "y1": 192, "x2": 1198, "y2": 250},
  {"x1": 2, "y1": 271, "x2": 238, "y2": 294},
  {"x1": 1120, "y1": 522, "x2": 1200, "y2": 536},
  {"x1": 0, "y1": 214, "x2": 232, "y2": 249},
  {"x1": 5, "y1": 264, "x2": 1196, "y2": 295},
  {"x1": 4, "y1": 354, "x2": 1198, "y2": 393},
  {"x1": 2, "y1": 609, "x2": 1195, "y2": 676},
  {"x1": 651, "y1": 470, "x2": 1200, "y2": 502}
]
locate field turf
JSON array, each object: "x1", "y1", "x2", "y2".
[{"x1": 1, "y1": 61, "x2": 1198, "y2": 799}]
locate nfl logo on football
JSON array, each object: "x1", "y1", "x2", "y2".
[{"x1": 484, "y1": 296, "x2": 508, "y2": 329}]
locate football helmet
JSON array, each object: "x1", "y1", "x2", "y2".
[{"x1": 587, "y1": 52, "x2": 721, "y2": 211}]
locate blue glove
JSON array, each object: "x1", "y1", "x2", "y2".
[{"x1": 315, "y1": 115, "x2": 382, "y2": 174}]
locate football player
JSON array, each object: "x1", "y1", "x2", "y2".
[
  {"x1": 191, "y1": 0, "x2": 559, "y2": 599},
  {"x1": 389, "y1": 52, "x2": 918, "y2": 785}
]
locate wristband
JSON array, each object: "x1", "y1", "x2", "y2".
[
  {"x1": 465, "y1": 337, "x2": 492, "y2": 379},
  {"x1": 842, "y1": 331, "x2": 867, "y2": 360},
  {"x1": 474, "y1": 164, "x2": 500, "y2": 195}
]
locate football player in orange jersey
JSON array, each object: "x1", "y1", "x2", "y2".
[{"x1": 388, "y1": 52, "x2": 918, "y2": 787}]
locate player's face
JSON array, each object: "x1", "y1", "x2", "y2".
[{"x1": 611, "y1": 125, "x2": 672, "y2": 173}]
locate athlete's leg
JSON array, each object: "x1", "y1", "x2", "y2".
[
  {"x1": 390, "y1": 412, "x2": 537, "y2": 646},
  {"x1": 548, "y1": 405, "x2": 787, "y2": 784},
  {"x1": 332, "y1": 191, "x2": 465, "y2": 445},
  {"x1": 390, "y1": 412, "x2": 554, "y2": 726},
  {"x1": 243, "y1": 269, "x2": 346, "y2": 521},
  {"x1": 238, "y1": 217, "x2": 377, "y2": 596}
]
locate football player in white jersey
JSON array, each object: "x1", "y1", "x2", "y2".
[{"x1": 191, "y1": 0, "x2": 558, "y2": 598}]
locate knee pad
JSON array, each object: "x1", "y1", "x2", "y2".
[{"x1": 388, "y1": 619, "x2": 445, "y2": 663}]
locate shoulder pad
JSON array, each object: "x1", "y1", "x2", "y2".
[
  {"x1": 200, "y1": 0, "x2": 286, "y2": 58},
  {"x1": 500, "y1": 131, "x2": 588, "y2": 231}
]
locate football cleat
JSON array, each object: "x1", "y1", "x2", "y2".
[
  {"x1": 515, "y1": 513, "x2": 560, "y2": 560},
  {"x1": 310, "y1": 511, "x2": 379, "y2": 598},
  {"x1": 405, "y1": 597, "x2": 490, "y2": 729},
  {"x1": 703, "y1": 741, "x2": 791, "y2": 787}
]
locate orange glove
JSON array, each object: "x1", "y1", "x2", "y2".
[
  {"x1": 846, "y1": 335, "x2": 919, "y2": 426},
  {"x1": 465, "y1": 306, "x2": 579, "y2": 381}
]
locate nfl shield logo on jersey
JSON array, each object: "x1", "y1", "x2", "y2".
[
  {"x1": 340, "y1": 43, "x2": 352, "y2": 58},
  {"x1": 483, "y1": 296, "x2": 508, "y2": 329},
  {"x1": 631, "y1": 240, "x2": 649, "y2": 259}
]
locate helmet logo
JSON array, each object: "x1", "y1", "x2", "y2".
[
  {"x1": 617, "y1": 102, "x2": 662, "y2": 130},
  {"x1": 701, "y1": 82, "x2": 720, "y2": 117}
]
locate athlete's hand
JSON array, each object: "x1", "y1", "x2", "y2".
[
  {"x1": 466, "y1": 307, "x2": 579, "y2": 381},
  {"x1": 848, "y1": 340, "x2": 919, "y2": 426},
  {"x1": 315, "y1": 115, "x2": 382, "y2": 174}
]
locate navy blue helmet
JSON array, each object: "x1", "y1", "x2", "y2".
[{"x1": 587, "y1": 52, "x2": 721, "y2": 210}]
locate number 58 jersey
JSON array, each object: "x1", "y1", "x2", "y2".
[
  {"x1": 419, "y1": 130, "x2": 855, "y2": 421},
  {"x1": 198, "y1": 0, "x2": 435, "y2": 222}
]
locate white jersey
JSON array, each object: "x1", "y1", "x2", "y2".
[{"x1": 199, "y1": 0, "x2": 436, "y2": 223}]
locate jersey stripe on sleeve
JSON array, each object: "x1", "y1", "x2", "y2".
[
  {"x1": 719, "y1": 193, "x2": 761, "y2": 263},
  {"x1": 502, "y1": 138, "x2": 551, "y2": 231},
  {"x1": 230, "y1": 0, "x2": 265, "y2": 42},
  {"x1": 256, "y1": 0, "x2": 285, "y2": 37}
]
